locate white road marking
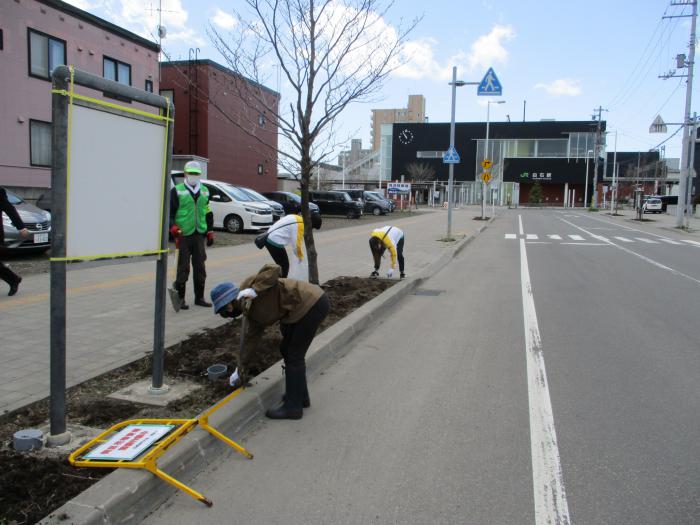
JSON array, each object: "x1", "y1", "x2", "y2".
[
  {"x1": 505, "y1": 234, "x2": 517, "y2": 239},
  {"x1": 575, "y1": 213, "x2": 689, "y2": 243},
  {"x1": 659, "y1": 238, "x2": 683, "y2": 245},
  {"x1": 518, "y1": 215, "x2": 571, "y2": 525},
  {"x1": 527, "y1": 241, "x2": 552, "y2": 244},
  {"x1": 682, "y1": 239, "x2": 700, "y2": 247},
  {"x1": 614, "y1": 236, "x2": 633, "y2": 243},
  {"x1": 560, "y1": 217, "x2": 700, "y2": 287},
  {"x1": 560, "y1": 242, "x2": 608, "y2": 246},
  {"x1": 634, "y1": 237, "x2": 658, "y2": 244},
  {"x1": 548, "y1": 234, "x2": 562, "y2": 240},
  {"x1": 568, "y1": 234, "x2": 585, "y2": 241},
  {"x1": 527, "y1": 234, "x2": 539, "y2": 240}
]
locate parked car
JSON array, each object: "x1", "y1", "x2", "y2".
[
  {"x1": 234, "y1": 186, "x2": 285, "y2": 222},
  {"x1": 200, "y1": 180, "x2": 273, "y2": 233},
  {"x1": 642, "y1": 198, "x2": 663, "y2": 214},
  {"x1": 309, "y1": 190, "x2": 363, "y2": 218},
  {"x1": 2, "y1": 190, "x2": 52, "y2": 252},
  {"x1": 342, "y1": 189, "x2": 366, "y2": 208},
  {"x1": 361, "y1": 191, "x2": 392, "y2": 215},
  {"x1": 261, "y1": 191, "x2": 322, "y2": 227},
  {"x1": 652, "y1": 194, "x2": 677, "y2": 212},
  {"x1": 366, "y1": 191, "x2": 395, "y2": 212}
]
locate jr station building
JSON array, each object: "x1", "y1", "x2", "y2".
[{"x1": 388, "y1": 120, "x2": 605, "y2": 206}]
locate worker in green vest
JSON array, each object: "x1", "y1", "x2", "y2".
[{"x1": 169, "y1": 161, "x2": 215, "y2": 310}]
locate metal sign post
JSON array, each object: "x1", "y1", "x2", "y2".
[{"x1": 49, "y1": 66, "x2": 174, "y2": 444}]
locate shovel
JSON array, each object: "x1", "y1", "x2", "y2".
[{"x1": 168, "y1": 248, "x2": 181, "y2": 313}]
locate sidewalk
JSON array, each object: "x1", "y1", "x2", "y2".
[{"x1": 0, "y1": 207, "x2": 484, "y2": 415}]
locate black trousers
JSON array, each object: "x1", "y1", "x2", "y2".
[
  {"x1": 265, "y1": 241, "x2": 289, "y2": 277},
  {"x1": 175, "y1": 233, "x2": 207, "y2": 299},
  {"x1": 279, "y1": 294, "x2": 330, "y2": 368},
  {"x1": 0, "y1": 260, "x2": 20, "y2": 288},
  {"x1": 373, "y1": 236, "x2": 405, "y2": 273}
]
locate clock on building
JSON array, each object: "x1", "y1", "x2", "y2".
[{"x1": 398, "y1": 128, "x2": 414, "y2": 145}]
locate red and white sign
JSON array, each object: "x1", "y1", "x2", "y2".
[{"x1": 85, "y1": 424, "x2": 174, "y2": 461}]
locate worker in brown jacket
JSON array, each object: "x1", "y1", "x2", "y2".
[{"x1": 210, "y1": 263, "x2": 330, "y2": 420}]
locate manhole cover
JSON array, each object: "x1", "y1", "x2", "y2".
[{"x1": 413, "y1": 289, "x2": 444, "y2": 296}]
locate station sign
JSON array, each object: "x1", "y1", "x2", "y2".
[{"x1": 387, "y1": 182, "x2": 411, "y2": 195}]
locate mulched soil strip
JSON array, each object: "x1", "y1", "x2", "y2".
[{"x1": 0, "y1": 276, "x2": 393, "y2": 525}]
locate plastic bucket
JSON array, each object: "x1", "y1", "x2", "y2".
[{"x1": 207, "y1": 364, "x2": 228, "y2": 381}]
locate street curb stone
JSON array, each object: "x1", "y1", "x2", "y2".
[{"x1": 39, "y1": 220, "x2": 491, "y2": 525}]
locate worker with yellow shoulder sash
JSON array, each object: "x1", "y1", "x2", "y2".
[
  {"x1": 369, "y1": 225, "x2": 405, "y2": 279},
  {"x1": 256, "y1": 213, "x2": 320, "y2": 277},
  {"x1": 169, "y1": 161, "x2": 214, "y2": 310}
]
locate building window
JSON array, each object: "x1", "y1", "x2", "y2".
[
  {"x1": 30, "y1": 120, "x2": 52, "y2": 167},
  {"x1": 28, "y1": 29, "x2": 66, "y2": 80},
  {"x1": 145, "y1": 80, "x2": 153, "y2": 92},
  {"x1": 160, "y1": 89, "x2": 174, "y2": 105},
  {"x1": 257, "y1": 164, "x2": 264, "y2": 175},
  {"x1": 258, "y1": 114, "x2": 265, "y2": 126},
  {"x1": 103, "y1": 56, "x2": 131, "y2": 85}
]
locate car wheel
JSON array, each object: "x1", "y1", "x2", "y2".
[
  {"x1": 372, "y1": 206, "x2": 382, "y2": 216},
  {"x1": 346, "y1": 210, "x2": 355, "y2": 219},
  {"x1": 224, "y1": 215, "x2": 244, "y2": 233}
]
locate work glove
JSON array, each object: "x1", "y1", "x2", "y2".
[
  {"x1": 229, "y1": 367, "x2": 250, "y2": 388},
  {"x1": 237, "y1": 288, "x2": 258, "y2": 301},
  {"x1": 170, "y1": 225, "x2": 181, "y2": 248},
  {"x1": 206, "y1": 231, "x2": 215, "y2": 247},
  {"x1": 387, "y1": 268, "x2": 394, "y2": 278}
]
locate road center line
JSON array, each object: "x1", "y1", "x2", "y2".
[
  {"x1": 559, "y1": 217, "x2": 700, "y2": 287},
  {"x1": 518, "y1": 215, "x2": 571, "y2": 525}
]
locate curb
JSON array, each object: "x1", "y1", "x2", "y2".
[{"x1": 39, "y1": 220, "x2": 492, "y2": 525}]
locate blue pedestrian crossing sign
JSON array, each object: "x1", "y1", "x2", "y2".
[
  {"x1": 443, "y1": 145, "x2": 460, "y2": 164},
  {"x1": 477, "y1": 67, "x2": 502, "y2": 96}
]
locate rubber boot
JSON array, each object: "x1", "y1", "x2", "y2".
[
  {"x1": 194, "y1": 282, "x2": 212, "y2": 307},
  {"x1": 280, "y1": 362, "x2": 310, "y2": 408},
  {"x1": 266, "y1": 365, "x2": 304, "y2": 420}
]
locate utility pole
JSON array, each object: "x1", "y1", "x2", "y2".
[
  {"x1": 591, "y1": 106, "x2": 607, "y2": 209},
  {"x1": 661, "y1": 0, "x2": 696, "y2": 227}
]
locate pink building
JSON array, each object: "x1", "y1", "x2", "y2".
[{"x1": 0, "y1": 0, "x2": 160, "y2": 201}]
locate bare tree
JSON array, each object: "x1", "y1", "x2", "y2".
[
  {"x1": 405, "y1": 162, "x2": 436, "y2": 182},
  {"x1": 210, "y1": 0, "x2": 420, "y2": 283}
]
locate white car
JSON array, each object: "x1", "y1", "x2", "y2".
[
  {"x1": 642, "y1": 198, "x2": 663, "y2": 214},
  {"x1": 201, "y1": 180, "x2": 273, "y2": 233}
]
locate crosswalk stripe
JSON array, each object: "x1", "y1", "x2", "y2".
[
  {"x1": 526, "y1": 234, "x2": 538, "y2": 240},
  {"x1": 614, "y1": 236, "x2": 633, "y2": 243},
  {"x1": 568, "y1": 235, "x2": 584, "y2": 241},
  {"x1": 634, "y1": 238, "x2": 658, "y2": 244},
  {"x1": 659, "y1": 238, "x2": 682, "y2": 245},
  {"x1": 548, "y1": 234, "x2": 562, "y2": 240},
  {"x1": 682, "y1": 239, "x2": 700, "y2": 246},
  {"x1": 505, "y1": 234, "x2": 517, "y2": 239}
]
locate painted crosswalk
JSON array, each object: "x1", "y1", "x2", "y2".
[{"x1": 504, "y1": 233, "x2": 700, "y2": 247}]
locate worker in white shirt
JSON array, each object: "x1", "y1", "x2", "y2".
[
  {"x1": 255, "y1": 213, "x2": 320, "y2": 277},
  {"x1": 369, "y1": 225, "x2": 405, "y2": 279}
]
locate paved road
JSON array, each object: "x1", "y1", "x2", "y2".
[
  {"x1": 0, "y1": 208, "x2": 479, "y2": 414},
  {"x1": 144, "y1": 208, "x2": 699, "y2": 525}
]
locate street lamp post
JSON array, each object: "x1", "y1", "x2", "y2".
[
  {"x1": 584, "y1": 149, "x2": 593, "y2": 208},
  {"x1": 483, "y1": 100, "x2": 505, "y2": 219},
  {"x1": 447, "y1": 67, "x2": 466, "y2": 239}
]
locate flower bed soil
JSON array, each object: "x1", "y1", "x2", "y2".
[{"x1": 0, "y1": 276, "x2": 393, "y2": 525}]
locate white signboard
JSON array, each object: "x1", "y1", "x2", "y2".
[
  {"x1": 85, "y1": 424, "x2": 174, "y2": 461},
  {"x1": 67, "y1": 104, "x2": 167, "y2": 259},
  {"x1": 387, "y1": 182, "x2": 411, "y2": 195}
]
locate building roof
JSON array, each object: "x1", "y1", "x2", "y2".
[
  {"x1": 37, "y1": 0, "x2": 160, "y2": 52},
  {"x1": 161, "y1": 59, "x2": 280, "y2": 98}
]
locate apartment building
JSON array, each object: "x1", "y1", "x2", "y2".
[
  {"x1": 1, "y1": 0, "x2": 159, "y2": 200},
  {"x1": 370, "y1": 95, "x2": 426, "y2": 151}
]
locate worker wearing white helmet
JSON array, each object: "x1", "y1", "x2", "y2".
[{"x1": 168, "y1": 161, "x2": 215, "y2": 310}]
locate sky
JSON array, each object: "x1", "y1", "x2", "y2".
[{"x1": 65, "y1": 0, "x2": 697, "y2": 162}]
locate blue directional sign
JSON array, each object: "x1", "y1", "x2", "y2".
[
  {"x1": 477, "y1": 67, "x2": 502, "y2": 96},
  {"x1": 442, "y1": 145, "x2": 460, "y2": 164}
]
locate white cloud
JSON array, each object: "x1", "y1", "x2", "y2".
[
  {"x1": 392, "y1": 25, "x2": 515, "y2": 82},
  {"x1": 466, "y1": 25, "x2": 515, "y2": 71},
  {"x1": 62, "y1": 0, "x2": 98, "y2": 9},
  {"x1": 534, "y1": 79, "x2": 582, "y2": 96},
  {"x1": 212, "y1": 8, "x2": 237, "y2": 31}
]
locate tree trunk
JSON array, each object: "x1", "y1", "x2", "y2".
[{"x1": 300, "y1": 155, "x2": 319, "y2": 284}]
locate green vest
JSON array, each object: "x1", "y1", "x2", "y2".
[{"x1": 174, "y1": 183, "x2": 210, "y2": 235}]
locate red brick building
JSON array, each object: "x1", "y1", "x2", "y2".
[{"x1": 159, "y1": 59, "x2": 279, "y2": 191}]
